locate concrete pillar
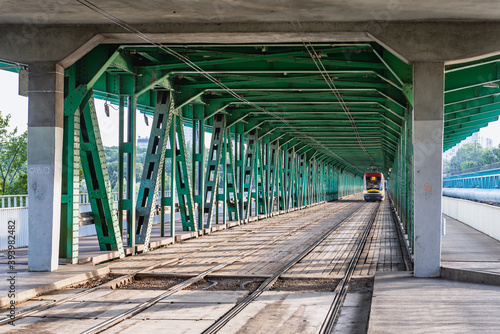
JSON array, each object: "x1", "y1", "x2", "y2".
[
  {"x1": 27, "y1": 62, "x2": 64, "y2": 271},
  {"x1": 413, "y1": 62, "x2": 444, "y2": 277}
]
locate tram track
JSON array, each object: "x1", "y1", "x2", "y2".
[
  {"x1": 80, "y1": 201, "x2": 365, "y2": 334},
  {"x1": 202, "y1": 202, "x2": 379, "y2": 334},
  {"x1": 0, "y1": 200, "x2": 357, "y2": 327}
]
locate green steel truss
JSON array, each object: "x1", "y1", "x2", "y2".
[
  {"x1": 58, "y1": 42, "x2": 500, "y2": 262},
  {"x1": 224, "y1": 129, "x2": 241, "y2": 222},
  {"x1": 136, "y1": 91, "x2": 173, "y2": 250},
  {"x1": 173, "y1": 113, "x2": 197, "y2": 231},
  {"x1": 79, "y1": 92, "x2": 125, "y2": 257},
  {"x1": 242, "y1": 130, "x2": 258, "y2": 220},
  {"x1": 203, "y1": 114, "x2": 226, "y2": 228}
]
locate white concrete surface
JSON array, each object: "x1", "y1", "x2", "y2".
[
  {"x1": 27, "y1": 63, "x2": 64, "y2": 272},
  {"x1": 443, "y1": 196, "x2": 500, "y2": 243},
  {"x1": 413, "y1": 62, "x2": 444, "y2": 278},
  {"x1": 368, "y1": 272, "x2": 500, "y2": 334},
  {"x1": 218, "y1": 291, "x2": 336, "y2": 334}
]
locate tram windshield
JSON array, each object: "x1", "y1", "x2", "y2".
[{"x1": 366, "y1": 176, "x2": 382, "y2": 190}]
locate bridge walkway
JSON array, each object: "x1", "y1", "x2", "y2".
[{"x1": 368, "y1": 213, "x2": 500, "y2": 333}]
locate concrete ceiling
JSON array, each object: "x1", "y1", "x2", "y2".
[{"x1": 1, "y1": 0, "x2": 500, "y2": 24}]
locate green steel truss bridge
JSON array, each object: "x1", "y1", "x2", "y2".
[
  {"x1": 18, "y1": 42, "x2": 494, "y2": 265},
  {"x1": 2, "y1": 4, "x2": 500, "y2": 277}
]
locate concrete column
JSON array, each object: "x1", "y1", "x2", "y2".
[
  {"x1": 27, "y1": 62, "x2": 64, "y2": 271},
  {"x1": 413, "y1": 62, "x2": 444, "y2": 278}
]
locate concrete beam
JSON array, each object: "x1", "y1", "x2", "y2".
[
  {"x1": 413, "y1": 62, "x2": 444, "y2": 278},
  {"x1": 27, "y1": 62, "x2": 64, "y2": 271},
  {"x1": 2, "y1": 21, "x2": 500, "y2": 68}
]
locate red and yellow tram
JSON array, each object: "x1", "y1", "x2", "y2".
[{"x1": 363, "y1": 172, "x2": 384, "y2": 202}]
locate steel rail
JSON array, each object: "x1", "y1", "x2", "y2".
[
  {"x1": 319, "y1": 201, "x2": 381, "y2": 334},
  {"x1": 201, "y1": 202, "x2": 369, "y2": 334},
  {"x1": 80, "y1": 202, "x2": 361, "y2": 334},
  {"x1": 0, "y1": 202, "x2": 347, "y2": 326}
]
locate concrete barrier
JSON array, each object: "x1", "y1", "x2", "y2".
[{"x1": 442, "y1": 196, "x2": 500, "y2": 242}]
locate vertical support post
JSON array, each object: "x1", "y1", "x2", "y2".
[
  {"x1": 27, "y1": 62, "x2": 64, "y2": 271},
  {"x1": 118, "y1": 96, "x2": 125, "y2": 240},
  {"x1": 255, "y1": 138, "x2": 267, "y2": 216},
  {"x1": 60, "y1": 85, "x2": 85, "y2": 264},
  {"x1": 219, "y1": 129, "x2": 228, "y2": 225},
  {"x1": 243, "y1": 130, "x2": 258, "y2": 219},
  {"x1": 235, "y1": 124, "x2": 245, "y2": 219},
  {"x1": 169, "y1": 115, "x2": 177, "y2": 238},
  {"x1": 225, "y1": 129, "x2": 240, "y2": 221},
  {"x1": 193, "y1": 105, "x2": 205, "y2": 230},
  {"x1": 161, "y1": 153, "x2": 166, "y2": 237},
  {"x1": 120, "y1": 96, "x2": 137, "y2": 253},
  {"x1": 269, "y1": 141, "x2": 279, "y2": 213},
  {"x1": 413, "y1": 62, "x2": 444, "y2": 278}
]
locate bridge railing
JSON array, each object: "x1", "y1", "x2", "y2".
[
  {"x1": 443, "y1": 174, "x2": 500, "y2": 189},
  {"x1": 0, "y1": 191, "x2": 173, "y2": 251},
  {"x1": 443, "y1": 161, "x2": 500, "y2": 178},
  {"x1": 0, "y1": 195, "x2": 28, "y2": 209}
]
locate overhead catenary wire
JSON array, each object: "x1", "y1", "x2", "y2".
[
  {"x1": 280, "y1": 0, "x2": 376, "y2": 165},
  {"x1": 74, "y1": 0, "x2": 365, "y2": 174}
]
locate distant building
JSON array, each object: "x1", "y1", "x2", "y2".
[{"x1": 137, "y1": 136, "x2": 149, "y2": 149}]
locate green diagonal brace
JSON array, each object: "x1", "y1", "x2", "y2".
[
  {"x1": 174, "y1": 114, "x2": 197, "y2": 231},
  {"x1": 79, "y1": 91, "x2": 125, "y2": 257},
  {"x1": 136, "y1": 91, "x2": 174, "y2": 250}
]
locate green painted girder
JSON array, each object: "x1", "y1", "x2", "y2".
[
  {"x1": 244, "y1": 112, "x2": 402, "y2": 129},
  {"x1": 207, "y1": 94, "x2": 395, "y2": 104},
  {"x1": 71, "y1": 43, "x2": 408, "y2": 176},
  {"x1": 263, "y1": 119, "x2": 398, "y2": 133},
  {"x1": 169, "y1": 70, "x2": 397, "y2": 87},
  {"x1": 242, "y1": 130, "x2": 258, "y2": 219},
  {"x1": 224, "y1": 129, "x2": 240, "y2": 222},
  {"x1": 445, "y1": 108, "x2": 500, "y2": 126},
  {"x1": 220, "y1": 101, "x2": 405, "y2": 117},
  {"x1": 60, "y1": 85, "x2": 87, "y2": 262},
  {"x1": 445, "y1": 116, "x2": 499, "y2": 131},
  {"x1": 74, "y1": 45, "x2": 124, "y2": 90},
  {"x1": 445, "y1": 60, "x2": 500, "y2": 92},
  {"x1": 181, "y1": 77, "x2": 394, "y2": 91},
  {"x1": 0, "y1": 60, "x2": 24, "y2": 73},
  {"x1": 203, "y1": 113, "x2": 226, "y2": 228},
  {"x1": 445, "y1": 94, "x2": 500, "y2": 113},
  {"x1": 135, "y1": 91, "x2": 175, "y2": 249},
  {"x1": 255, "y1": 140, "x2": 267, "y2": 215},
  {"x1": 173, "y1": 114, "x2": 198, "y2": 231},
  {"x1": 445, "y1": 104, "x2": 500, "y2": 123},
  {"x1": 445, "y1": 87, "x2": 500, "y2": 106},
  {"x1": 444, "y1": 125, "x2": 493, "y2": 140},
  {"x1": 272, "y1": 143, "x2": 283, "y2": 211},
  {"x1": 79, "y1": 93, "x2": 125, "y2": 257}
]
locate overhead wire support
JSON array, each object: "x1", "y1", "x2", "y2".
[{"x1": 75, "y1": 0, "x2": 365, "y2": 174}]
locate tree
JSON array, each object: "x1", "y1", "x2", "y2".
[
  {"x1": 0, "y1": 112, "x2": 27, "y2": 195},
  {"x1": 449, "y1": 142, "x2": 484, "y2": 171}
]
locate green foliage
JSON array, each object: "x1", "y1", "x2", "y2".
[
  {"x1": 103, "y1": 146, "x2": 148, "y2": 192},
  {"x1": 444, "y1": 142, "x2": 500, "y2": 173},
  {"x1": 0, "y1": 111, "x2": 27, "y2": 195}
]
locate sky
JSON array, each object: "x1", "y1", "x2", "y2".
[{"x1": 1, "y1": 69, "x2": 500, "y2": 148}]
